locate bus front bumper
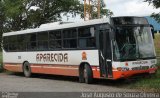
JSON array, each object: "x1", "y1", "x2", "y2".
[{"x1": 112, "y1": 67, "x2": 158, "y2": 80}]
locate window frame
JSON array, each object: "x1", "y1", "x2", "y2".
[{"x1": 3, "y1": 24, "x2": 100, "y2": 52}]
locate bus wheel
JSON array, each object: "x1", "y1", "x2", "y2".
[
  {"x1": 23, "y1": 62, "x2": 31, "y2": 77},
  {"x1": 83, "y1": 64, "x2": 93, "y2": 84}
]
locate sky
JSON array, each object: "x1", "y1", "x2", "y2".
[
  {"x1": 106, "y1": 0, "x2": 160, "y2": 16},
  {"x1": 64, "y1": 0, "x2": 160, "y2": 21}
]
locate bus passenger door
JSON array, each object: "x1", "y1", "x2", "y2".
[{"x1": 99, "y1": 29, "x2": 113, "y2": 78}]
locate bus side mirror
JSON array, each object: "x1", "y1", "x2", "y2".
[{"x1": 150, "y1": 24, "x2": 155, "y2": 39}]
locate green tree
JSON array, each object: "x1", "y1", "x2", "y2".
[
  {"x1": 0, "y1": 0, "x2": 113, "y2": 33},
  {"x1": 91, "y1": 0, "x2": 113, "y2": 19},
  {"x1": 0, "y1": 0, "x2": 5, "y2": 43},
  {"x1": 0, "y1": 0, "x2": 82, "y2": 32},
  {"x1": 27, "y1": 0, "x2": 82, "y2": 27},
  {"x1": 145, "y1": 0, "x2": 160, "y2": 23}
]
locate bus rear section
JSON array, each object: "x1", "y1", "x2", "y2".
[
  {"x1": 2, "y1": 17, "x2": 157, "y2": 84},
  {"x1": 2, "y1": 19, "x2": 109, "y2": 84}
]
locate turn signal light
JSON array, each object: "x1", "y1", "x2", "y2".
[
  {"x1": 150, "y1": 65, "x2": 156, "y2": 68},
  {"x1": 117, "y1": 67, "x2": 129, "y2": 71},
  {"x1": 117, "y1": 67, "x2": 122, "y2": 71},
  {"x1": 125, "y1": 62, "x2": 128, "y2": 66}
]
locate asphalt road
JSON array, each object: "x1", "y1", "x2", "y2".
[
  {"x1": 0, "y1": 72, "x2": 139, "y2": 92},
  {"x1": 0, "y1": 72, "x2": 141, "y2": 98}
]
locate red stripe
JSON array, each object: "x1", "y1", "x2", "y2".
[
  {"x1": 3, "y1": 63, "x2": 101, "y2": 78},
  {"x1": 4, "y1": 64, "x2": 23, "y2": 72},
  {"x1": 112, "y1": 68, "x2": 158, "y2": 79},
  {"x1": 4, "y1": 63, "x2": 157, "y2": 80}
]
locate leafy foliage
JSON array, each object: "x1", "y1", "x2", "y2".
[
  {"x1": 91, "y1": 0, "x2": 113, "y2": 19},
  {"x1": 1, "y1": 0, "x2": 82, "y2": 32},
  {"x1": 145, "y1": 0, "x2": 160, "y2": 23},
  {"x1": 145, "y1": 0, "x2": 160, "y2": 8},
  {"x1": 0, "y1": 0, "x2": 112, "y2": 34},
  {"x1": 151, "y1": 13, "x2": 160, "y2": 23}
]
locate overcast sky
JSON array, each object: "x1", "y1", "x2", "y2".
[
  {"x1": 63, "y1": 0, "x2": 160, "y2": 21},
  {"x1": 106, "y1": 0, "x2": 160, "y2": 16}
]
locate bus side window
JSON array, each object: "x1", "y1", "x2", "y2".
[
  {"x1": 26, "y1": 33, "x2": 37, "y2": 51},
  {"x1": 49, "y1": 30, "x2": 62, "y2": 49},
  {"x1": 17, "y1": 35, "x2": 26, "y2": 51},
  {"x1": 8, "y1": 35, "x2": 17, "y2": 52},
  {"x1": 3, "y1": 37, "x2": 9, "y2": 52},
  {"x1": 37, "y1": 32, "x2": 49, "y2": 51},
  {"x1": 78, "y1": 27, "x2": 96, "y2": 48},
  {"x1": 63, "y1": 29, "x2": 77, "y2": 49}
]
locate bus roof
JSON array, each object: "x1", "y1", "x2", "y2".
[{"x1": 3, "y1": 18, "x2": 110, "y2": 36}]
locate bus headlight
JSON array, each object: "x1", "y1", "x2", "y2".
[
  {"x1": 117, "y1": 67, "x2": 129, "y2": 71},
  {"x1": 150, "y1": 65, "x2": 156, "y2": 68}
]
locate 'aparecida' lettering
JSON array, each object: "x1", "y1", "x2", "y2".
[{"x1": 36, "y1": 53, "x2": 68, "y2": 62}]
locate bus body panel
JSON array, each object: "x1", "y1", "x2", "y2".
[
  {"x1": 3, "y1": 50, "x2": 101, "y2": 78},
  {"x1": 3, "y1": 48, "x2": 157, "y2": 79},
  {"x1": 112, "y1": 59, "x2": 157, "y2": 79},
  {"x1": 2, "y1": 17, "x2": 158, "y2": 80}
]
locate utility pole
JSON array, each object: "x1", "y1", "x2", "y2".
[
  {"x1": 84, "y1": 0, "x2": 91, "y2": 21},
  {"x1": 84, "y1": 0, "x2": 101, "y2": 20},
  {"x1": 97, "y1": 0, "x2": 101, "y2": 19},
  {"x1": 84, "y1": 0, "x2": 86, "y2": 21},
  {"x1": 89, "y1": 0, "x2": 91, "y2": 20}
]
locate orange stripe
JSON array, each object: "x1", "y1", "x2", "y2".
[
  {"x1": 112, "y1": 68, "x2": 158, "y2": 80},
  {"x1": 4, "y1": 63, "x2": 158, "y2": 80},
  {"x1": 30, "y1": 64, "x2": 79, "y2": 76},
  {"x1": 92, "y1": 66, "x2": 100, "y2": 78},
  {"x1": 4, "y1": 64, "x2": 23, "y2": 72},
  {"x1": 4, "y1": 63, "x2": 101, "y2": 78}
]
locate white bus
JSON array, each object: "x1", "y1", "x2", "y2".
[{"x1": 2, "y1": 17, "x2": 157, "y2": 83}]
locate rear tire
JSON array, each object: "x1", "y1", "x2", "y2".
[
  {"x1": 23, "y1": 62, "x2": 31, "y2": 77},
  {"x1": 83, "y1": 64, "x2": 93, "y2": 84}
]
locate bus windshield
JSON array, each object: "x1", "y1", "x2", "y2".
[{"x1": 113, "y1": 26, "x2": 156, "y2": 61}]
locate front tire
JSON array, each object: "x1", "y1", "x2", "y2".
[
  {"x1": 83, "y1": 64, "x2": 93, "y2": 84},
  {"x1": 23, "y1": 62, "x2": 31, "y2": 77}
]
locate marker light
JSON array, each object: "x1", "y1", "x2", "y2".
[
  {"x1": 117, "y1": 67, "x2": 122, "y2": 71},
  {"x1": 150, "y1": 65, "x2": 156, "y2": 68},
  {"x1": 125, "y1": 62, "x2": 128, "y2": 66},
  {"x1": 117, "y1": 67, "x2": 129, "y2": 71}
]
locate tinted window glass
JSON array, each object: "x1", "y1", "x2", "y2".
[
  {"x1": 3, "y1": 44, "x2": 8, "y2": 51},
  {"x1": 3, "y1": 37, "x2": 9, "y2": 44},
  {"x1": 27, "y1": 42, "x2": 37, "y2": 51},
  {"x1": 37, "y1": 32, "x2": 48, "y2": 41},
  {"x1": 49, "y1": 40, "x2": 62, "y2": 49},
  {"x1": 63, "y1": 29, "x2": 77, "y2": 38},
  {"x1": 49, "y1": 30, "x2": 62, "y2": 49},
  {"x1": 78, "y1": 27, "x2": 96, "y2": 48},
  {"x1": 17, "y1": 35, "x2": 26, "y2": 51},
  {"x1": 26, "y1": 33, "x2": 37, "y2": 51},
  {"x1": 78, "y1": 27, "x2": 91, "y2": 37},
  {"x1": 38, "y1": 41, "x2": 48, "y2": 50},
  {"x1": 79, "y1": 37, "x2": 96, "y2": 48},
  {"x1": 62, "y1": 29, "x2": 77, "y2": 48},
  {"x1": 7, "y1": 36, "x2": 18, "y2": 51},
  {"x1": 63, "y1": 39, "x2": 77, "y2": 48},
  {"x1": 17, "y1": 35, "x2": 25, "y2": 42},
  {"x1": 3, "y1": 37, "x2": 9, "y2": 51},
  {"x1": 26, "y1": 33, "x2": 36, "y2": 42},
  {"x1": 49, "y1": 31, "x2": 61, "y2": 40},
  {"x1": 8, "y1": 35, "x2": 17, "y2": 43},
  {"x1": 8, "y1": 44, "x2": 17, "y2": 51},
  {"x1": 37, "y1": 32, "x2": 49, "y2": 51}
]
